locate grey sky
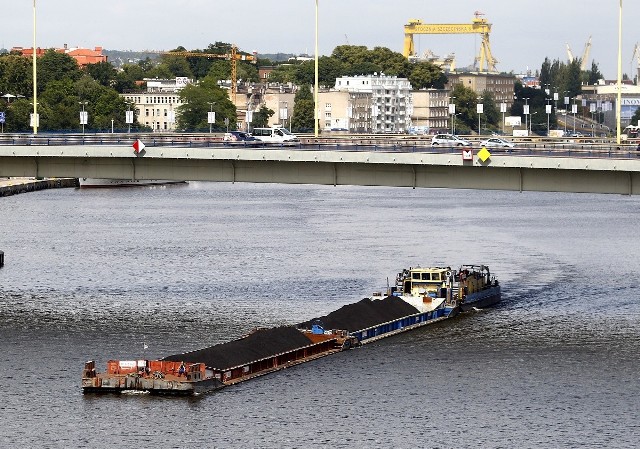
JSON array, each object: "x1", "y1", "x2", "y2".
[{"x1": 2, "y1": 1, "x2": 638, "y2": 79}]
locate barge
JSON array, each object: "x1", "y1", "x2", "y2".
[{"x1": 83, "y1": 264, "x2": 500, "y2": 395}]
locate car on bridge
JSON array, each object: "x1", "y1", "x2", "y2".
[
  {"x1": 479, "y1": 137, "x2": 515, "y2": 149},
  {"x1": 431, "y1": 134, "x2": 472, "y2": 147},
  {"x1": 223, "y1": 131, "x2": 258, "y2": 142}
]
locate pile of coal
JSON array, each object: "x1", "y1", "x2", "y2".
[
  {"x1": 163, "y1": 326, "x2": 313, "y2": 370},
  {"x1": 298, "y1": 296, "x2": 419, "y2": 333}
]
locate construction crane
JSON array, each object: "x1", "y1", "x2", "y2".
[
  {"x1": 631, "y1": 43, "x2": 640, "y2": 82},
  {"x1": 566, "y1": 36, "x2": 592, "y2": 70},
  {"x1": 403, "y1": 12, "x2": 498, "y2": 72},
  {"x1": 162, "y1": 45, "x2": 257, "y2": 103}
]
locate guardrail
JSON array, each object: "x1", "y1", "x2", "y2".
[{"x1": 1, "y1": 133, "x2": 639, "y2": 159}]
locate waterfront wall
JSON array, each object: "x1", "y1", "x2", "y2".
[{"x1": 0, "y1": 178, "x2": 79, "y2": 197}]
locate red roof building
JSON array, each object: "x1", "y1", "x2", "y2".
[{"x1": 10, "y1": 45, "x2": 107, "y2": 67}]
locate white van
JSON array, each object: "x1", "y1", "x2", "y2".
[{"x1": 251, "y1": 127, "x2": 299, "y2": 143}]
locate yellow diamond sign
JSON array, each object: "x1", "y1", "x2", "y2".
[{"x1": 478, "y1": 147, "x2": 491, "y2": 162}]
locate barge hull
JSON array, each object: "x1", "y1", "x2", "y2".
[{"x1": 460, "y1": 286, "x2": 501, "y2": 312}]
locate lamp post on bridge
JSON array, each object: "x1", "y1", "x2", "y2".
[
  {"x1": 546, "y1": 98, "x2": 552, "y2": 137},
  {"x1": 79, "y1": 101, "x2": 88, "y2": 134},
  {"x1": 448, "y1": 98, "x2": 456, "y2": 134},
  {"x1": 522, "y1": 97, "x2": 530, "y2": 136},
  {"x1": 207, "y1": 102, "x2": 216, "y2": 133},
  {"x1": 477, "y1": 97, "x2": 483, "y2": 136},
  {"x1": 32, "y1": 0, "x2": 39, "y2": 134}
]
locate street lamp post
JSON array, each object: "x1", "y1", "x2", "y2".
[
  {"x1": 530, "y1": 111, "x2": 538, "y2": 135},
  {"x1": 616, "y1": 0, "x2": 623, "y2": 144},
  {"x1": 79, "y1": 101, "x2": 88, "y2": 134},
  {"x1": 477, "y1": 99, "x2": 483, "y2": 136},
  {"x1": 32, "y1": 0, "x2": 38, "y2": 134},
  {"x1": 448, "y1": 97, "x2": 455, "y2": 134},
  {"x1": 314, "y1": 0, "x2": 319, "y2": 138},
  {"x1": 522, "y1": 97, "x2": 530, "y2": 135},
  {"x1": 546, "y1": 98, "x2": 551, "y2": 136},
  {"x1": 207, "y1": 102, "x2": 216, "y2": 133},
  {"x1": 500, "y1": 102, "x2": 507, "y2": 135},
  {"x1": 280, "y1": 101, "x2": 288, "y2": 129},
  {"x1": 452, "y1": 113, "x2": 461, "y2": 135}
]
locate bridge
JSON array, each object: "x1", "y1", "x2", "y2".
[{"x1": 1, "y1": 135, "x2": 639, "y2": 195}]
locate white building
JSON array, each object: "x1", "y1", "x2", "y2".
[
  {"x1": 121, "y1": 77, "x2": 193, "y2": 132},
  {"x1": 334, "y1": 74, "x2": 413, "y2": 133}
]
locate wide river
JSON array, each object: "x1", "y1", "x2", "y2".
[{"x1": 0, "y1": 182, "x2": 638, "y2": 448}]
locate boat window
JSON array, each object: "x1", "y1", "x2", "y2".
[
  {"x1": 421, "y1": 273, "x2": 430, "y2": 280},
  {"x1": 432, "y1": 273, "x2": 441, "y2": 281},
  {"x1": 412, "y1": 272, "x2": 420, "y2": 280}
]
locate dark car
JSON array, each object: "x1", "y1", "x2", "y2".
[{"x1": 223, "y1": 131, "x2": 257, "y2": 142}]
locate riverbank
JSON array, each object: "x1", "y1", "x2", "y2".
[{"x1": 0, "y1": 177, "x2": 78, "y2": 197}]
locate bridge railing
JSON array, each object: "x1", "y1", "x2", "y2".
[{"x1": 1, "y1": 133, "x2": 639, "y2": 159}]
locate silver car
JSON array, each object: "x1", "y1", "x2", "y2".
[
  {"x1": 479, "y1": 137, "x2": 515, "y2": 148},
  {"x1": 431, "y1": 134, "x2": 472, "y2": 146}
]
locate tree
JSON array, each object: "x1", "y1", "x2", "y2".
[
  {"x1": 451, "y1": 84, "x2": 478, "y2": 133},
  {"x1": 39, "y1": 78, "x2": 79, "y2": 130},
  {"x1": 291, "y1": 85, "x2": 315, "y2": 132},
  {"x1": 176, "y1": 76, "x2": 236, "y2": 131},
  {"x1": 251, "y1": 105, "x2": 274, "y2": 128},
  {"x1": 587, "y1": 60, "x2": 603, "y2": 85},
  {"x1": 113, "y1": 64, "x2": 145, "y2": 93},
  {"x1": 0, "y1": 54, "x2": 32, "y2": 96},
  {"x1": 37, "y1": 50, "x2": 81, "y2": 93},
  {"x1": 157, "y1": 54, "x2": 194, "y2": 78},
  {"x1": 408, "y1": 62, "x2": 447, "y2": 89},
  {"x1": 84, "y1": 61, "x2": 117, "y2": 88},
  {"x1": 480, "y1": 91, "x2": 500, "y2": 132}
]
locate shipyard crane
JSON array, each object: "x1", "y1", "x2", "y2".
[
  {"x1": 631, "y1": 43, "x2": 640, "y2": 82},
  {"x1": 161, "y1": 45, "x2": 257, "y2": 103},
  {"x1": 403, "y1": 12, "x2": 498, "y2": 72},
  {"x1": 566, "y1": 36, "x2": 592, "y2": 70}
]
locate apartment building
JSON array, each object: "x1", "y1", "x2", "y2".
[
  {"x1": 446, "y1": 72, "x2": 516, "y2": 108},
  {"x1": 333, "y1": 74, "x2": 413, "y2": 133},
  {"x1": 121, "y1": 77, "x2": 192, "y2": 132},
  {"x1": 411, "y1": 89, "x2": 451, "y2": 134}
]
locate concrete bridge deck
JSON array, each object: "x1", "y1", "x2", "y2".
[{"x1": 1, "y1": 136, "x2": 639, "y2": 195}]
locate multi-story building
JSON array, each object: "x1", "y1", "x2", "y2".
[
  {"x1": 581, "y1": 82, "x2": 640, "y2": 130},
  {"x1": 333, "y1": 74, "x2": 413, "y2": 133},
  {"x1": 121, "y1": 77, "x2": 192, "y2": 132},
  {"x1": 446, "y1": 72, "x2": 516, "y2": 109},
  {"x1": 411, "y1": 89, "x2": 451, "y2": 134}
]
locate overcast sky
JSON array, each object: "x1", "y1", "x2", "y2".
[{"x1": 2, "y1": 1, "x2": 638, "y2": 79}]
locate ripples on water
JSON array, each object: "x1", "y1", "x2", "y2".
[{"x1": 1, "y1": 183, "x2": 639, "y2": 448}]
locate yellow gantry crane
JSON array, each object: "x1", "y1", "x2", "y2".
[
  {"x1": 162, "y1": 45, "x2": 257, "y2": 103},
  {"x1": 403, "y1": 12, "x2": 498, "y2": 72}
]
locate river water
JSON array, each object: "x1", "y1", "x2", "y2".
[{"x1": 0, "y1": 182, "x2": 638, "y2": 448}]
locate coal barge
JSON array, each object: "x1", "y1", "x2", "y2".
[{"x1": 82, "y1": 265, "x2": 500, "y2": 395}]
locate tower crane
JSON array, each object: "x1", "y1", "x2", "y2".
[
  {"x1": 403, "y1": 12, "x2": 498, "y2": 72},
  {"x1": 566, "y1": 36, "x2": 592, "y2": 70},
  {"x1": 161, "y1": 45, "x2": 257, "y2": 103}
]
